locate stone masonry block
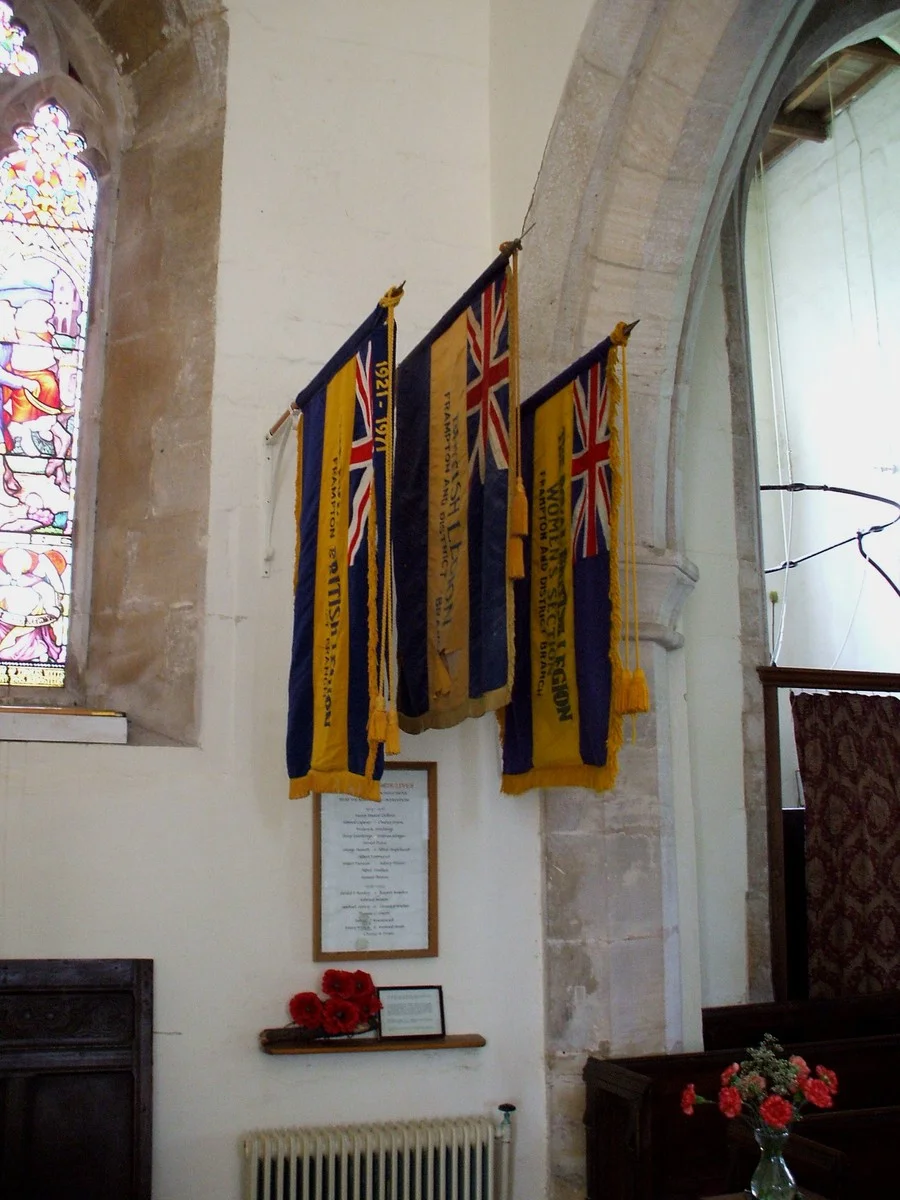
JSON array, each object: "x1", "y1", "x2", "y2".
[
  {"x1": 669, "y1": 93, "x2": 733, "y2": 184},
  {"x1": 150, "y1": 418, "x2": 210, "y2": 520},
  {"x1": 547, "y1": 1067, "x2": 589, "y2": 1193},
  {"x1": 545, "y1": 831, "x2": 609, "y2": 942},
  {"x1": 96, "y1": 0, "x2": 178, "y2": 74},
  {"x1": 150, "y1": 121, "x2": 225, "y2": 230},
  {"x1": 132, "y1": 29, "x2": 202, "y2": 132},
  {"x1": 121, "y1": 515, "x2": 206, "y2": 612},
  {"x1": 619, "y1": 74, "x2": 690, "y2": 177},
  {"x1": 114, "y1": 142, "x2": 155, "y2": 233},
  {"x1": 133, "y1": 16, "x2": 227, "y2": 132},
  {"x1": 641, "y1": 176, "x2": 710, "y2": 275},
  {"x1": 87, "y1": 606, "x2": 158, "y2": 689},
  {"x1": 595, "y1": 163, "x2": 668, "y2": 272},
  {"x1": 579, "y1": 0, "x2": 656, "y2": 79},
  {"x1": 606, "y1": 830, "x2": 662, "y2": 942},
  {"x1": 544, "y1": 788, "x2": 607, "y2": 838},
  {"x1": 651, "y1": 0, "x2": 737, "y2": 94},
  {"x1": 608, "y1": 934, "x2": 667, "y2": 1054},
  {"x1": 545, "y1": 939, "x2": 611, "y2": 1054}
]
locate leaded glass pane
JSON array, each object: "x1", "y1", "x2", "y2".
[
  {"x1": 0, "y1": 2, "x2": 37, "y2": 76},
  {"x1": 0, "y1": 535, "x2": 69, "y2": 685},
  {"x1": 0, "y1": 104, "x2": 97, "y2": 685}
]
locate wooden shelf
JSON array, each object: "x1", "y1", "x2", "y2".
[{"x1": 260, "y1": 1031, "x2": 486, "y2": 1055}]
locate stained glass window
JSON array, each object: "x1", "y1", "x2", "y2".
[
  {"x1": 0, "y1": 1, "x2": 36, "y2": 76},
  {"x1": 0, "y1": 99, "x2": 97, "y2": 686}
]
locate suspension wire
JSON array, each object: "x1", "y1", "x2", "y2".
[
  {"x1": 845, "y1": 106, "x2": 883, "y2": 351},
  {"x1": 828, "y1": 559, "x2": 868, "y2": 670},
  {"x1": 756, "y1": 155, "x2": 795, "y2": 662},
  {"x1": 856, "y1": 531, "x2": 900, "y2": 600},
  {"x1": 826, "y1": 70, "x2": 859, "y2": 338},
  {"x1": 759, "y1": 483, "x2": 900, "y2": 599}
]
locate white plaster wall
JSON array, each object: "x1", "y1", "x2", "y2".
[
  {"x1": 681, "y1": 249, "x2": 749, "y2": 1007},
  {"x1": 489, "y1": 0, "x2": 594, "y2": 245},
  {"x1": 747, "y1": 69, "x2": 900, "y2": 675},
  {"x1": 0, "y1": 2, "x2": 555, "y2": 1198}
]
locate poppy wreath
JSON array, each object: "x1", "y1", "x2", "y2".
[{"x1": 288, "y1": 970, "x2": 383, "y2": 1038}]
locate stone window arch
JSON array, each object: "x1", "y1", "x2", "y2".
[{"x1": 0, "y1": 0, "x2": 227, "y2": 743}]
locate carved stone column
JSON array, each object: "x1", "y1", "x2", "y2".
[{"x1": 545, "y1": 551, "x2": 698, "y2": 1200}]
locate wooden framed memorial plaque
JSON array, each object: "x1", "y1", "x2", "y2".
[{"x1": 313, "y1": 762, "x2": 438, "y2": 960}]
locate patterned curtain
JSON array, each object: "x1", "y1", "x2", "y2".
[{"x1": 791, "y1": 691, "x2": 900, "y2": 998}]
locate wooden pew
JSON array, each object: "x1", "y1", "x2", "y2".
[
  {"x1": 703, "y1": 990, "x2": 900, "y2": 1050},
  {"x1": 583, "y1": 1033, "x2": 900, "y2": 1200}
]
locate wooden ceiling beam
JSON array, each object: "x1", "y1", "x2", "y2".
[
  {"x1": 845, "y1": 38, "x2": 900, "y2": 67},
  {"x1": 783, "y1": 52, "x2": 847, "y2": 112},
  {"x1": 832, "y1": 63, "x2": 891, "y2": 113},
  {"x1": 771, "y1": 108, "x2": 829, "y2": 143}
]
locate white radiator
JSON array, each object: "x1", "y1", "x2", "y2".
[{"x1": 243, "y1": 1116, "x2": 500, "y2": 1200}]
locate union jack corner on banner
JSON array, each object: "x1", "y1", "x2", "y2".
[
  {"x1": 571, "y1": 354, "x2": 613, "y2": 561},
  {"x1": 286, "y1": 292, "x2": 401, "y2": 804},
  {"x1": 347, "y1": 340, "x2": 375, "y2": 567},
  {"x1": 392, "y1": 246, "x2": 522, "y2": 734},
  {"x1": 500, "y1": 324, "x2": 644, "y2": 796},
  {"x1": 466, "y1": 269, "x2": 510, "y2": 483}
]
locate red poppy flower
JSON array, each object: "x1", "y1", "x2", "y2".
[
  {"x1": 720, "y1": 1063, "x2": 740, "y2": 1086},
  {"x1": 322, "y1": 997, "x2": 362, "y2": 1034},
  {"x1": 759, "y1": 1094, "x2": 794, "y2": 1129},
  {"x1": 354, "y1": 989, "x2": 383, "y2": 1020},
  {"x1": 288, "y1": 992, "x2": 324, "y2": 1029},
  {"x1": 718, "y1": 1086, "x2": 742, "y2": 1118},
  {"x1": 351, "y1": 970, "x2": 376, "y2": 997},
  {"x1": 321, "y1": 969, "x2": 355, "y2": 999},
  {"x1": 816, "y1": 1066, "x2": 838, "y2": 1094},
  {"x1": 680, "y1": 1084, "x2": 696, "y2": 1116},
  {"x1": 789, "y1": 1055, "x2": 810, "y2": 1083},
  {"x1": 801, "y1": 1078, "x2": 833, "y2": 1109}
]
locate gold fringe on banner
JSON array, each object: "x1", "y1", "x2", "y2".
[
  {"x1": 500, "y1": 241, "x2": 527, "y2": 579},
  {"x1": 372, "y1": 284, "x2": 404, "y2": 759},
  {"x1": 609, "y1": 319, "x2": 650, "y2": 729}
]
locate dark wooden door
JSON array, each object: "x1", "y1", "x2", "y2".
[{"x1": 0, "y1": 958, "x2": 152, "y2": 1200}]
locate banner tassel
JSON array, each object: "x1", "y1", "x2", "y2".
[
  {"x1": 385, "y1": 709, "x2": 401, "y2": 755},
  {"x1": 504, "y1": 241, "x2": 528, "y2": 579},
  {"x1": 508, "y1": 533, "x2": 525, "y2": 580},
  {"x1": 610, "y1": 319, "x2": 650, "y2": 723},
  {"x1": 375, "y1": 283, "x2": 404, "y2": 758},
  {"x1": 511, "y1": 476, "x2": 529, "y2": 537},
  {"x1": 627, "y1": 668, "x2": 650, "y2": 714},
  {"x1": 368, "y1": 695, "x2": 388, "y2": 743}
]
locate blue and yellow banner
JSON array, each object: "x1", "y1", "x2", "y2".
[
  {"x1": 501, "y1": 331, "x2": 628, "y2": 794},
  {"x1": 287, "y1": 294, "x2": 400, "y2": 801},
  {"x1": 393, "y1": 249, "x2": 520, "y2": 732}
]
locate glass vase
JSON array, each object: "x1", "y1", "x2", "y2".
[{"x1": 750, "y1": 1125, "x2": 796, "y2": 1200}]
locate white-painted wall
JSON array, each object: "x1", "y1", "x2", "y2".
[
  {"x1": 681, "y1": 250, "x2": 749, "y2": 1009},
  {"x1": 0, "y1": 3, "x2": 599, "y2": 1199},
  {"x1": 489, "y1": 0, "x2": 594, "y2": 245},
  {"x1": 747, "y1": 69, "x2": 900, "y2": 677}
]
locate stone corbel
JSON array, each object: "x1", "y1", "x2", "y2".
[{"x1": 626, "y1": 548, "x2": 699, "y2": 652}]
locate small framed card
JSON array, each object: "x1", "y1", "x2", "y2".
[{"x1": 377, "y1": 985, "x2": 445, "y2": 1039}]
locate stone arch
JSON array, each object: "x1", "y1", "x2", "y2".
[
  {"x1": 523, "y1": 2, "x2": 900, "y2": 1197},
  {"x1": 0, "y1": 0, "x2": 227, "y2": 742}
]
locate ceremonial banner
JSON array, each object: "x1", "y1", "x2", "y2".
[
  {"x1": 501, "y1": 330, "x2": 628, "y2": 794},
  {"x1": 287, "y1": 294, "x2": 399, "y2": 801},
  {"x1": 394, "y1": 248, "x2": 521, "y2": 733}
]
